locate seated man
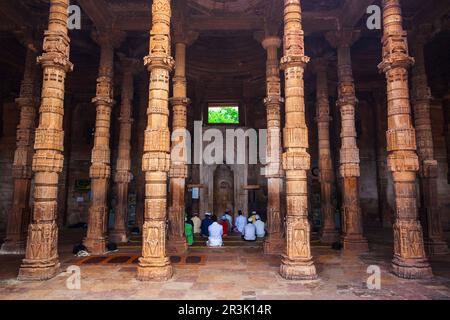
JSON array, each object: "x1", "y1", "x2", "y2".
[
  {"x1": 235, "y1": 210, "x2": 247, "y2": 234},
  {"x1": 201, "y1": 213, "x2": 213, "y2": 237},
  {"x1": 242, "y1": 218, "x2": 257, "y2": 242},
  {"x1": 219, "y1": 216, "x2": 229, "y2": 237},
  {"x1": 207, "y1": 215, "x2": 223, "y2": 247},
  {"x1": 254, "y1": 216, "x2": 266, "y2": 238},
  {"x1": 192, "y1": 213, "x2": 202, "y2": 235},
  {"x1": 223, "y1": 209, "x2": 233, "y2": 233}
]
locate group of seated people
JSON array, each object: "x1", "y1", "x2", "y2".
[{"x1": 184, "y1": 210, "x2": 266, "y2": 247}]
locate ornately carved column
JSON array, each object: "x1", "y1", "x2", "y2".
[
  {"x1": 1, "y1": 45, "x2": 39, "y2": 254},
  {"x1": 312, "y1": 58, "x2": 339, "y2": 244},
  {"x1": 18, "y1": 0, "x2": 73, "y2": 280},
  {"x1": 327, "y1": 29, "x2": 368, "y2": 252},
  {"x1": 379, "y1": 0, "x2": 432, "y2": 278},
  {"x1": 411, "y1": 30, "x2": 449, "y2": 255},
  {"x1": 167, "y1": 39, "x2": 190, "y2": 254},
  {"x1": 84, "y1": 33, "x2": 116, "y2": 255},
  {"x1": 279, "y1": 0, "x2": 317, "y2": 280},
  {"x1": 260, "y1": 35, "x2": 284, "y2": 255},
  {"x1": 137, "y1": 0, "x2": 174, "y2": 281},
  {"x1": 110, "y1": 57, "x2": 140, "y2": 244}
]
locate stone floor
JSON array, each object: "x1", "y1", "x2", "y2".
[{"x1": 0, "y1": 228, "x2": 450, "y2": 300}]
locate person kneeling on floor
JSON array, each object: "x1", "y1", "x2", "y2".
[{"x1": 207, "y1": 215, "x2": 223, "y2": 247}]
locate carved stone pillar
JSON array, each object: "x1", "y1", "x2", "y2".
[
  {"x1": 379, "y1": 0, "x2": 432, "y2": 278},
  {"x1": 411, "y1": 30, "x2": 449, "y2": 255},
  {"x1": 18, "y1": 0, "x2": 73, "y2": 280},
  {"x1": 373, "y1": 90, "x2": 394, "y2": 228},
  {"x1": 168, "y1": 40, "x2": 189, "y2": 254},
  {"x1": 83, "y1": 33, "x2": 117, "y2": 255},
  {"x1": 137, "y1": 0, "x2": 174, "y2": 281},
  {"x1": 110, "y1": 57, "x2": 140, "y2": 244},
  {"x1": 327, "y1": 29, "x2": 368, "y2": 252},
  {"x1": 279, "y1": 0, "x2": 317, "y2": 280},
  {"x1": 445, "y1": 92, "x2": 450, "y2": 184},
  {"x1": 1, "y1": 45, "x2": 39, "y2": 254},
  {"x1": 312, "y1": 58, "x2": 339, "y2": 244},
  {"x1": 259, "y1": 35, "x2": 284, "y2": 255}
]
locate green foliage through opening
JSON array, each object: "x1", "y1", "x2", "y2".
[{"x1": 208, "y1": 106, "x2": 239, "y2": 124}]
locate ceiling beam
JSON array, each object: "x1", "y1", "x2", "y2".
[
  {"x1": 77, "y1": 0, "x2": 115, "y2": 30},
  {"x1": 0, "y1": 0, "x2": 34, "y2": 29},
  {"x1": 339, "y1": 0, "x2": 376, "y2": 28}
]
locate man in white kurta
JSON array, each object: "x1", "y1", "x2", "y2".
[
  {"x1": 207, "y1": 216, "x2": 223, "y2": 247},
  {"x1": 254, "y1": 217, "x2": 266, "y2": 238},
  {"x1": 235, "y1": 211, "x2": 247, "y2": 234},
  {"x1": 243, "y1": 218, "x2": 257, "y2": 241}
]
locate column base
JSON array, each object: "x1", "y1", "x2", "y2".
[
  {"x1": 343, "y1": 235, "x2": 369, "y2": 253},
  {"x1": 392, "y1": 255, "x2": 433, "y2": 279},
  {"x1": 0, "y1": 240, "x2": 26, "y2": 255},
  {"x1": 137, "y1": 257, "x2": 173, "y2": 281},
  {"x1": 263, "y1": 235, "x2": 284, "y2": 255},
  {"x1": 320, "y1": 229, "x2": 340, "y2": 244},
  {"x1": 425, "y1": 238, "x2": 449, "y2": 256},
  {"x1": 109, "y1": 231, "x2": 129, "y2": 244},
  {"x1": 83, "y1": 237, "x2": 107, "y2": 255},
  {"x1": 18, "y1": 259, "x2": 60, "y2": 281},
  {"x1": 279, "y1": 255, "x2": 318, "y2": 280},
  {"x1": 167, "y1": 237, "x2": 188, "y2": 255}
]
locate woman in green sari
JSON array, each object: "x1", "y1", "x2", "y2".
[{"x1": 185, "y1": 218, "x2": 194, "y2": 246}]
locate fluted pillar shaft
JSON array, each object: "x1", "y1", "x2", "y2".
[
  {"x1": 313, "y1": 58, "x2": 339, "y2": 244},
  {"x1": 110, "y1": 58, "x2": 139, "y2": 244},
  {"x1": 411, "y1": 34, "x2": 449, "y2": 255},
  {"x1": 261, "y1": 36, "x2": 284, "y2": 255},
  {"x1": 279, "y1": 0, "x2": 317, "y2": 280},
  {"x1": 1, "y1": 47, "x2": 39, "y2": 255},
  {"x1": 168, "y1": 41, "x2": 189, "y2": 254},
  {"x1": 83, "y1": 34, "x2": 115, "y2": 255},
  {"x1": 379, "y1": 0, "x2": 432, "y2": 279},
  {"x1": 137, "y1": 0, "x2": 174, "y2": 281},
  {"x1": 18, "y1": 0, "x2": 73, "y2": 280}
]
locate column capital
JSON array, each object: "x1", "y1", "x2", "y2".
[
  {"x1": 174, "y1": 30, "x2": 199, "y2": 46},
  {"x1": 118, "y1": 54, "x2": 142, "y2": 75},
  {"x1": 92, "y1": 29, "x2": 126, "y2": 49},
  {"x1": 310, "y1": 57, "x2": 329, "y2": 74},
  {"x1": 261, "y1": 36, "x2": 282, "y2": 50},
  {"x1": 325, "y1": 28, "x2": 360, "y2": 49}
]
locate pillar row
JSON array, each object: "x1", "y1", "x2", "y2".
[
  {"x1": 260, "y1": 35, "x2": 285, "y2": 255},
  {"x1": 312, "y1": 58, "x2": 339, "y2": 244},
  {"x1": 279, "y1": 0, "x2": 317, "y2": 280},
  {"x1": 110, "y1": 57, "x2": 140, "y2": 244},
  {"x1": 83, "y1": 32, "x2": 118, "y2": 255},
  {"x1": 327, "y1": 29, "x2": 368, "y2": 253},
  {"x1": 379, "y1": 0, "x2": 432, "y2": 279},
  {"x1": 18, "y1": 0, "x2": 73, "y2": 280},
  {"x1": 410, "y1": 29, "x2": 449, "y2": 255},
  {"x1": 168, "y1": 40, "x2": 190, "y2": 254},
  {"x1": 1, "y1": 44, "x2": 39, "y2": 255}
]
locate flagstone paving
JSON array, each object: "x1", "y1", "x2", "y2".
[{"x1": 0, "y1": 229, "x2": 449, "y2": 300}]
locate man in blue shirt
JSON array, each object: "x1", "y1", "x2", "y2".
[{"x1": 201, "y1": 213, "x2": 214, "y2": 237}]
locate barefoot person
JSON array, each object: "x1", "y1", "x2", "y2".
[{"x1": 207, "y1": 215, "x2": 223, "y2": 247}]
